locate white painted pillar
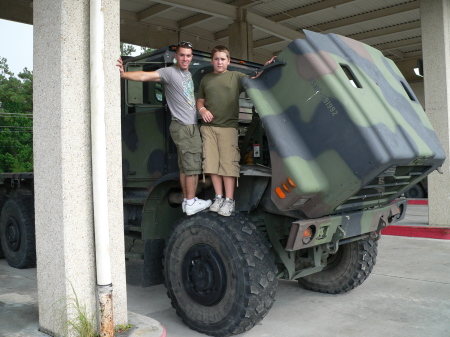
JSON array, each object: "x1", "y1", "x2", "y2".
[
  {"x1": 33, "y1": 1, "x2": 127, "y2": 335},
  {"x1": 421, "y1": 0, "x2": 450, "y2": 226}
]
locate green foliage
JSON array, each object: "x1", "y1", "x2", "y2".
[
  {"x1": 0, "y1": 57, "x2": 33, "y2": 173},
  {"x1": 120, "y1": 43, "x2": 154, "y2": 56},
  {"x1": 120, "y1": 42, "x2": 136, "y2": 56},
  {"x1": 140, "y1": 46, "x2": 155, "y2": 54},
  {"x1": 115, "y1": 323, "x2": 132, "y2": 332},
  {"x1": 66, "y1": 286, "x2": 98, "y2": 337}
]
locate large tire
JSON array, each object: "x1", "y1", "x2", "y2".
[
  {"x1": 142, "y1": 238, "x2": 165, "y2": 287},
  {"x1": 0, "y1": 196, "x2": 36, "y2": 268},
  {"x1": 164, "y1": 212, "x2": 277, "y2": 337},
  {"x1": 298, "y1": 237, "x2": 377, "y2": 294},
  {"x1": 0, "y1": 196, "x2": 6, "y2": 259},
  {"x1": 404, "y1": 184, "x2": 425, "y2": 199},
  {"x1": 0, "y1": 195, "x2": 6, "y2": 214}
]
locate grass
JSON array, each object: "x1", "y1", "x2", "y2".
[
  {"x1": 50, "y1": 281, "x2": 131, "y2": 336},
  {"x1": 66, "y1": 282, "x2": 98, "y2": 337},
  {"x1": 115, "y1": 323, "x2": 133, "y2": 332}
]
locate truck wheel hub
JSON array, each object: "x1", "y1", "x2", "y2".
[
  {"x1": 5, "y1": 217, "x2": 21, "y2": 252},
  {"x1": 182, "y1": 244, "x2": 227, "y2": 307}
]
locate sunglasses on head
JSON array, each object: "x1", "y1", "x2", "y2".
[{"x1": 178, "y1": 41, "x2": 193, "y2": 48}]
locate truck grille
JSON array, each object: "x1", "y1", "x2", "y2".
[{"x1": 337, "y1": 165, "x2": 430, "y2": 211}]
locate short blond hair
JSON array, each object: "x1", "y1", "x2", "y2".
[{"x1": 211, "y1": 45, "x2": 230, "y2": 60}]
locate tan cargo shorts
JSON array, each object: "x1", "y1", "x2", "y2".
[
  {"x1": 200, "y1": 125, "x2": 240, "y2": 177},
  {"x1": 169, "y1": 120, "x2": 202, "y2": 175}
]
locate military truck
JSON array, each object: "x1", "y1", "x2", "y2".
[{"x1": 0, "y1": 30, "x2": 445, "y2": 337}]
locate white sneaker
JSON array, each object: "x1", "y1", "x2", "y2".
[
  {"x1": 218, "y1": 198, "x2": 235, "y2": 217},
  {"x1": 182, "y1": 200, "x2": 186, "y2": 213},
  {"x1": 186, "y1": 198, "x2": 213, "y2": 216},
  {"x1": 209, "y1": 195, "x2": 224, "y2": 212}
]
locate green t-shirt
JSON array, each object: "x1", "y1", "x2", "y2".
[{"x1": 198, "y1": 70, "x2": 247, "y2": 128}]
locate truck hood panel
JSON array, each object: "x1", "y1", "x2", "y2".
[{"x1": 242, "y1": 30, "x2": 445, "y2": 218}]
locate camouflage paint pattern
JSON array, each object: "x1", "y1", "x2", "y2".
[
  {"x1": 243, "y1": 30, "x2": 445, "y2": 218},
  {"x1": 122, "y1": 108, "x2": 169, "y2": 188}
]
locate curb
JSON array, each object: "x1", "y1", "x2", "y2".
[
  {"x1": 407, "y1": 199, "x2": 428, "y2": 205},
  {"x1": 119, "y1": 312, "x2": 167, "y2": 337},
  {"x1": 384, "y1": 198, "x2": 450, "y2": 240},
  {"x1": 382, "y1": 225, "x2": 450, "y2": 240}
]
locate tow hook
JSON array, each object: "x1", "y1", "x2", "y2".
[{"x1": 370, "y1": 231, "x2": 380, "y2": 241}]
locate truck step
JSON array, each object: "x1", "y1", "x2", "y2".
[
  {"x1": 123, "y1": 198, "x2": 146, "y2": 205},
  {"x1": 125, "y1": 252, "x2": 144, "y2": 260},
  {"x1": 124, "y1": 224, "x2": 142, "y2": 232}
]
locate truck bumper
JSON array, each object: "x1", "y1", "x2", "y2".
[{"x1": 285, "y1": 199, "x2": 407, "y2": 251}]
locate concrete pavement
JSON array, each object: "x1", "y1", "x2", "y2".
[{"x1": 1, "y1": 204, "x2": 450, "y2": 337}]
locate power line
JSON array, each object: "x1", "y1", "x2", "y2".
[
  {"x1": 0, "y1": 146, "x2": 32, "y2": 148},
  {"x1": 0, "y1": 130, "x2": 32, "y2": 133},
  {"x1": 0, "y1": 125, "x2": 33, "y2": 129},
  {"x1": 0, "y1": 112, "x2": 33, "y2": 117},
  {"x1": 0, "y1": 115, "x2": 33, "y2": 119}
]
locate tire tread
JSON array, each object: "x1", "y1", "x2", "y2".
[
  {"x1": 163, "y1": 211, "x2": 277, "y2": 337},
  {"x1": 298, "y1": 237, "x2": 377, "y2": 294}
]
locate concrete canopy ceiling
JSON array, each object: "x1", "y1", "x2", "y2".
[
  {"x1": 120, "y1": 0, "x2": 422, "y2": 58},
  {"x1": 0, "y1": 0, "x2": 423, "y2": 80}
]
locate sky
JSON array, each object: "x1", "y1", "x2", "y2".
[{"x1": 0, "y1": 19, "x2": 33, "y2": 76}]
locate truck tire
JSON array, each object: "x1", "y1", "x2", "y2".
[
  {"x1": 298, "y1": 237, "x2": 377, "y2": 294},
  {"x1": 0, "y1": 196, "x2": 36, "y2": 268},
  {"x1": 142, "y1": 238, "x2": 165, "y2": 287},
  {"x1": 0, "y1": 196, "x2": 6, "y2": 259},
  {"x1": 164, "y1": 212, "x2": 277, "y2": 337},
  {"x1": 0, "y1": 195, "x2": 6, "y2": 214},
  {"x1": 404, "y1": 184, "x2": 425, "y2": 199}
]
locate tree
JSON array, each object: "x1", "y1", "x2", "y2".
[
  {"x1": 140, "y1": 46, "x2": 155, "y2": 54},
  {"x1": 0, "y1": 57, "x2": 33, "y2": 173},
  {"x1": 120, "y1": 43, "x2": 154, "y2": 56},
  {"x1": 0, "y1": 43, "x2": 155, "y2": 173},
  {"x1": 120, "y1": 43, "x2": 136, "y2": 56}
]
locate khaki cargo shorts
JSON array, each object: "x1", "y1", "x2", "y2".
[
  {"x1": 169, "y1": 120, "x2": 202, "y2": 175},
  {"x1": 200, "y1": 125, "x2": 240, "y2": 177}
]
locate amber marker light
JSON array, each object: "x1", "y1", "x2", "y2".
[
  {"x1": 282, "y1": 182, "x2": 291, "y2": 192},
  {"x1": 287, "y1": 177, "x2": 297, "y2": 188},
  {"x1": 275, "y1": 187, "x2": 285, "y2": 199},
  {"x1": 302, "y1": 227, "x2": 313, "y2": 244}
]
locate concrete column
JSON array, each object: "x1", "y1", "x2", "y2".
[
  {"x1": 228, "y1": 9, "x2": 253, "y2": 61},
  {"x1": 33, "y1": 1, "x2": 127, "y2": 335},
  {"x1": 409, "y1": 82, "x2": 425, "y2": 108},
  {"x1": 102, "y1": 0, "x2": 128, "y2": 328},
  {"x1": 421, "y1": 0, "x2": 450, "y2": 226}
]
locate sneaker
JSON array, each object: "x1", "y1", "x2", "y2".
[
  {"x1": 218, "y1": 198, "x2": 235, "y2": 217},
  {"x1": 209, "y1": 195, "x2": 224, "y2": 212},
  {"x1": 182, "y1": 200, "x2": 186, "y2": 213},
  {"x1": 186, "y1": 198, "x2": 212, "y2": 216}
]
